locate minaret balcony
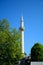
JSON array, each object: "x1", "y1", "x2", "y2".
[{"x1": 19, "y1": 27, "x2": 24, "y2": 31}]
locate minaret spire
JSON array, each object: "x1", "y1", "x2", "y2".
[
  {"x1": 20, "y1": 16, "x2": 24, "y2": 54},
  {"x1": 21, "y1": 15, "x2": 23, "y2": 21}
]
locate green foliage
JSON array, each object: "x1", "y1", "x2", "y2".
[
  {"x1": 31, "y1": 43, "x2": 43, "y2": 61},
  {"x1": 0, "y1": 19, "x2": 10, "y2": 31},
  {"x1": 0, "y1": 19, "x2": 22, "y2": 65}
]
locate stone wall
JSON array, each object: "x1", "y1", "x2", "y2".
[{"x1": 31, "y1": 62, "x2": 43, "y2": 65}]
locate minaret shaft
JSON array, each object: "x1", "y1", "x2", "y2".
[{"x1": 21, "y1": 31, "x2": 24, "y2": 53}]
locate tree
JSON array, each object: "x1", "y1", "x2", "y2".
[
  {"x1": 0, "y1": 19, "x2": 22, "y2": 65},
  {"x1": 31, "y1": 43, "x2": 43, "y2": 61}
]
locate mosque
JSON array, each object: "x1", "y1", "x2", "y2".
[{"x1": 19, "y1": 16, "x2": 43, "y2": 65}]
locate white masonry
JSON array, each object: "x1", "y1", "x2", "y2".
[{"x1": 20, "y1": 16, "x2": 24, "y2": 53}]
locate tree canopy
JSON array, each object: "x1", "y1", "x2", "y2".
[
  {"x1": 0, "y1": 19, "x2": 22, "y2": 65},
  {"x1": 0, "y1": 19, "x2": 10, "y2": 31},
  {"x1": 31, "y1": 43, "x2": 43, "y2": 61}
]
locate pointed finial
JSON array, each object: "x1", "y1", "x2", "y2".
[
  {"x1": 22, "y1": 15, "x2": 23, "y2": 21},
  {"x1": 21, "y1": 15, "x2": 24, "y2": 22}
]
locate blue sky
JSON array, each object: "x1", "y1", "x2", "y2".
[{"x1": 0, "y1": 0, "x2": 43, "y2": 55}]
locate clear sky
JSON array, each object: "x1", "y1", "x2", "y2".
[{"x1": 0, "y1": 0, "x2": 43, "y2": 55}]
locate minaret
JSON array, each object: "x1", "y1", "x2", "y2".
[{"x1": 20, "y1": 16, "x2": 24, "y2": 53}]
